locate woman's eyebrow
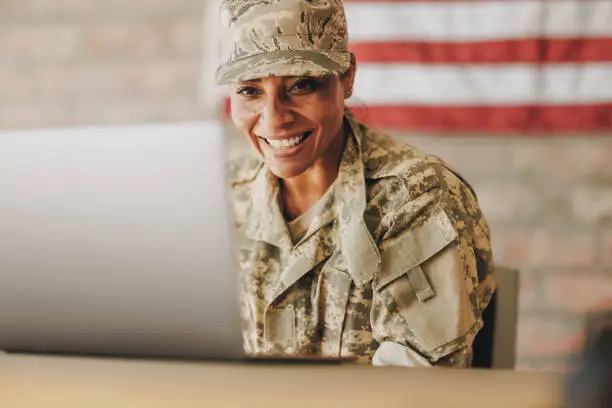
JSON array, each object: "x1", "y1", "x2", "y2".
[{"x1": 239, "y1": 79, "x2": 262, "y2": 85}]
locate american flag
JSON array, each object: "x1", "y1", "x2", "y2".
[{"x1": 206, "y1": 0, "x2": 612, "y2": 133}]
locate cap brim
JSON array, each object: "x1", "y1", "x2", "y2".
[{"x1": 215, "y1": 50, "x2": 351, "y2": 85}]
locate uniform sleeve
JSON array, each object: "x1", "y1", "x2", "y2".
[
  {"x1": 372, "y1": 341, "x2": 472, "y2": 368},
  {"x1": 369, "y1": 171, "x2": 495, "y2": 367}
]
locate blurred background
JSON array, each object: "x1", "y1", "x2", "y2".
[{"x1": 0, "y1": 0, "x2": 610, "y2": 371}]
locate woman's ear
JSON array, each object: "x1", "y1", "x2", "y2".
[{"x1": 342, "y1": 53, "x2": 357, "y2": 99}]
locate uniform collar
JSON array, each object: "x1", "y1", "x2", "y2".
[
  {"x1": 333, "y1": 113, "x2": 381, "y2": 287},
  {"x1": 243, "y1": 168, "x2": 293, "y2": 251}
]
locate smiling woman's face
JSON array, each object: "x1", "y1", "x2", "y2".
[{"x1": 229, "y1": 69, "x2": 354, "y2": 180}]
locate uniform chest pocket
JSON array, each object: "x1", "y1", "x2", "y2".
[{"x1": 374, "y1": 205, "x2": 476, "y2": 356}]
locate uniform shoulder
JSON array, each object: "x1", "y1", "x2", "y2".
[
  {"x1": 228, "y1": 153, "x2": 263, "y2": 187},
  {"x1": 228, "y1": 153, "x2": 263, "y2": 227},
  {"x1": 359, "y1": 124, "x2": 483, "y2": 242},
  {"x1": 361, "y1": 126, "x2": 466, "y2": 201}
]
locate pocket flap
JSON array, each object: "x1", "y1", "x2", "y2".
[{"x1": 375, "y1": 205, "x2": 458, "y2": 291}]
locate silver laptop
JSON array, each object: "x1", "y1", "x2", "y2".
[{"x1": 0, "y1": 122, "x2": 245, "y2": 361}]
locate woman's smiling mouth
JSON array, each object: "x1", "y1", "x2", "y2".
[{"x1": 256, "y1": 131, "x2": 313, "y2": 150}]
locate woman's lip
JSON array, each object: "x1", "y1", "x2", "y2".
[{"x1": 258, "y1": 131, "x2": 313, "y2": 158}]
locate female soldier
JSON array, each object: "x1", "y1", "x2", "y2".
[{"x1": 216, "y1": 0, "x2": 496, "y2": 367}]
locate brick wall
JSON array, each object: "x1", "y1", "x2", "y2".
[
  {"x1": 0, "y1": 0, "x2": 207, "y2": 128},
  {"x1": 2, "y1": 0, "x2": 611, "y2": 371}
]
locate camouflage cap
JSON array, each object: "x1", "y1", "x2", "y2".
[{"x1": 215, "y1": 0, "x2": 351, "y2": 85}]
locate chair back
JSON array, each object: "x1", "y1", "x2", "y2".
[{"x1": 472, "y1": 266, "x2": 519, "y2": 369}]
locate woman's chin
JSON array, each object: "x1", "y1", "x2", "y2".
[{"x1": 265, "y1": 158, "x2": 310, "y2": 180}]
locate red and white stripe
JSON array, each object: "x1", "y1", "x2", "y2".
[
  {"x1": 345, "y1": 0, "x2": 612, "y2": 132},
  {"x1": 212, "y1": 0, "x2": 612, "y2": 133}
]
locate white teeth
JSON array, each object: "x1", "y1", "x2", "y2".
[{"x1": 266, "y1": 134, "x2": 305, "y2": 150}]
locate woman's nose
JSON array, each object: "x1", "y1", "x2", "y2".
[{"x1": 259, "y1": 94, "x2": 296, "y2": 132}]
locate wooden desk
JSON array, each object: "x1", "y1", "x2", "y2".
[{"x1": 0, "y1": 354, "x2": 564, "y2": 408}]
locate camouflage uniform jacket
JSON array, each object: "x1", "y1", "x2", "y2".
[{"x1": 229, "y1": 113, "x2": 496, "y2": 366}]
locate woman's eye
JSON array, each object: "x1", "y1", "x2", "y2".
[
  {"x1": 288, "y1": 78, "x2": 318, "y2": 94},
  {"x1": 235, "y1": 86, "x2": 261, "y2": 97}
]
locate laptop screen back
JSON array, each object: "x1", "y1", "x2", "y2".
[{"x1": 0, "y1": 122, "x2": 244, "y2": 360}]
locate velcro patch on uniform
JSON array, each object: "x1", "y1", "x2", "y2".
[
  {"x1": 264, "y1": 308, "x2": 296, "y2": 345},
  {"x1": 375, "y1": 204, "x2": 458, "y2": 291}
]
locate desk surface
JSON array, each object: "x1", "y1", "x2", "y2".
[{"x1": 0, "y1": 354, "x2": 564, "y2": 408}]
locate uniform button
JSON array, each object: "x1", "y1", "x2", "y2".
[{"x1": 366, "y1": 158, "x2": 380, "y2": 171}]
